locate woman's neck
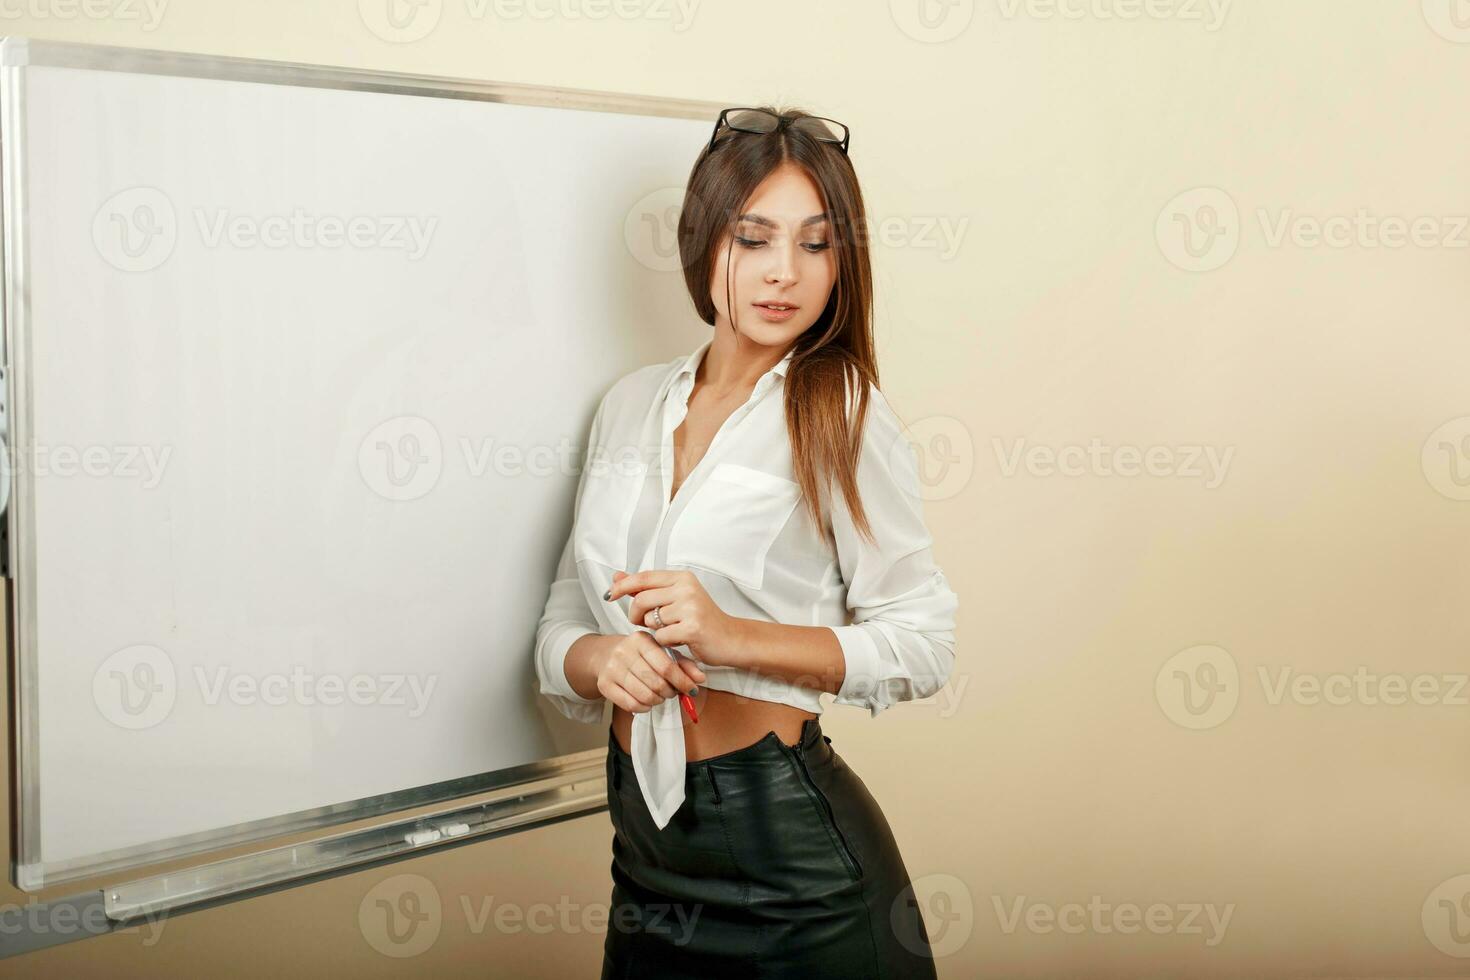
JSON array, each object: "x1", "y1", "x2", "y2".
[{"x1": 699, "y1": 327, "x2": 790, "y2": 397}]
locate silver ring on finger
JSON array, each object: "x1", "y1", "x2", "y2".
[{"x1": 651, "y1": 606, "x2": 665, "y2": 629}]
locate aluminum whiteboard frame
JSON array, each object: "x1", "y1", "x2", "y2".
[{"x1": 0, "y1": 36, "x2": 726, "y2": 891}]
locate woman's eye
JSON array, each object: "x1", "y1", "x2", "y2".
[{"x1": 734, "y1": 236, "x2": 831, "y2": 252}]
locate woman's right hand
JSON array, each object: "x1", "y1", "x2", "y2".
[{"x1": 595, "y1": 631, "x2": 707, "y2": 714}]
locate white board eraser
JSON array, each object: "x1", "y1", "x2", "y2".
[
  {"x1": 404, "y1": 829, "x2": 442, "y2": 847},
  {"x1": 438, "y1": 822, "x2": 470, "y2": 838}
]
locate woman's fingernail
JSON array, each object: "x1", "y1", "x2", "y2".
[{"x1": 602, "y1": 590, "x2": 611, "y2": 601}]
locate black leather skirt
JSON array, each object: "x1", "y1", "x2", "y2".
[{"x1": 600, "y1": 717, "x2": 938, "y2": 979}]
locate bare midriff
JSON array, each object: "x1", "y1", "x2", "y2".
[{"x1": 611, "y1": 688, "x2": 817, "y2": 758}]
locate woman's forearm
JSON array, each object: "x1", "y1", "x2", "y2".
[
  {"x1": 564, "y1": 632, "x2": 620, "y2": 701},
  {"x1": 727, "y1": 618, "x2": 847, "y2": 697},
  {"x1": 565, "y1": 620, "x2": 846, "y2": 702}
]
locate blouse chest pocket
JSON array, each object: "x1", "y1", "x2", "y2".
[
  {"x1": 667, "y1": 462, "x2": 801, "y2": 591},
  {"x1": 573, "y1": 456, "x2": 649, "y2": 570}
]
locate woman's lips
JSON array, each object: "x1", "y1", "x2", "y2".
[{"x1": 753, "y1": 303, "x2": 798, "y2": 321}]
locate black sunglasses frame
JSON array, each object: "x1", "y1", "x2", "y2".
[{"x1": 706, "y1": 107, "x2": 851, "y2": 156}]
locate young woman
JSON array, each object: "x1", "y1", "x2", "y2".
[{"x1": 534, "y1": 106, "x2": 959, "y2": 978}]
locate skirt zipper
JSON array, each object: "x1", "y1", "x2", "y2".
[{"x1": 788, "y1": 744, "x2": 863, "y2": 880}]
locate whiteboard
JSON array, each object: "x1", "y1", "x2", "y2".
[{"x1": 1, "y1": 38, "x2": 720, "y2": 889}]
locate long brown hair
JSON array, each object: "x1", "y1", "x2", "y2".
[{"x1": 676, "y1": 105, "x2": 879, "y2": 545}]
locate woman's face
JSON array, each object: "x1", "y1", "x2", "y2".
[{"x1": 708, "y1": 161, "x2": 838, "y2": 349}]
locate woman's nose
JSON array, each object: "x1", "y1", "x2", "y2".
[{"x1": 765, "y1": 243, "x2": 799, "y2": 284}]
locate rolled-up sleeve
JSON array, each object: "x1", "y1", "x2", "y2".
[
  {"x1": 826, "y1": 381, "x2": 959, "y2": 718},
  {"x1": 532, "y1": 398, "x2": 608, "y2": 724},
  {"x1": 533, "y1": 531, "x2": 604, "y2": 723}
]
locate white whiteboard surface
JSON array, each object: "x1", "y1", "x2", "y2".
[{"x1": 2, "y1": 39, "x2": 718, "y2": 887}]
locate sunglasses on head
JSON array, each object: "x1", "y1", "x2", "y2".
[{"x1": 707, "y1": 107, "x2": 850, "y2": 156}]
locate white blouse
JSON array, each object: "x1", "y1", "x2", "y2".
[{"x1": 533, "y1": 335, "x2": 960, "y2": 829}]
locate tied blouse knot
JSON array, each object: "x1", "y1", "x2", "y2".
[{"x1": 533, "y1": 337, "x2": 960, "y2": 829}]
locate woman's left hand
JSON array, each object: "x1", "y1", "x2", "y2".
[{"x1": 605, "y1": 569, "x2": 746, "y2": 669}]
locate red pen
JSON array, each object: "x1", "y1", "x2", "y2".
[{"x1": 650, "y1": 633, "x2": 700, "y2": 725}]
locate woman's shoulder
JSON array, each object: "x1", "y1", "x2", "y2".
[
  {"x1": 840, "y1": 364, "x2": 904, "y2": 441},
  {"x1": 592, "y1": 355, "x2": 685, "y2": 429}
]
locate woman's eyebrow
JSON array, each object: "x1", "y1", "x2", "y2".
[{"x1": 738, "y1": 211, "x2": 831, "y2": 228}]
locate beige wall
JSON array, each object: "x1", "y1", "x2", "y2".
[{"x1": 5, "y1": 1, "x2": 1470, "y2": 976}]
